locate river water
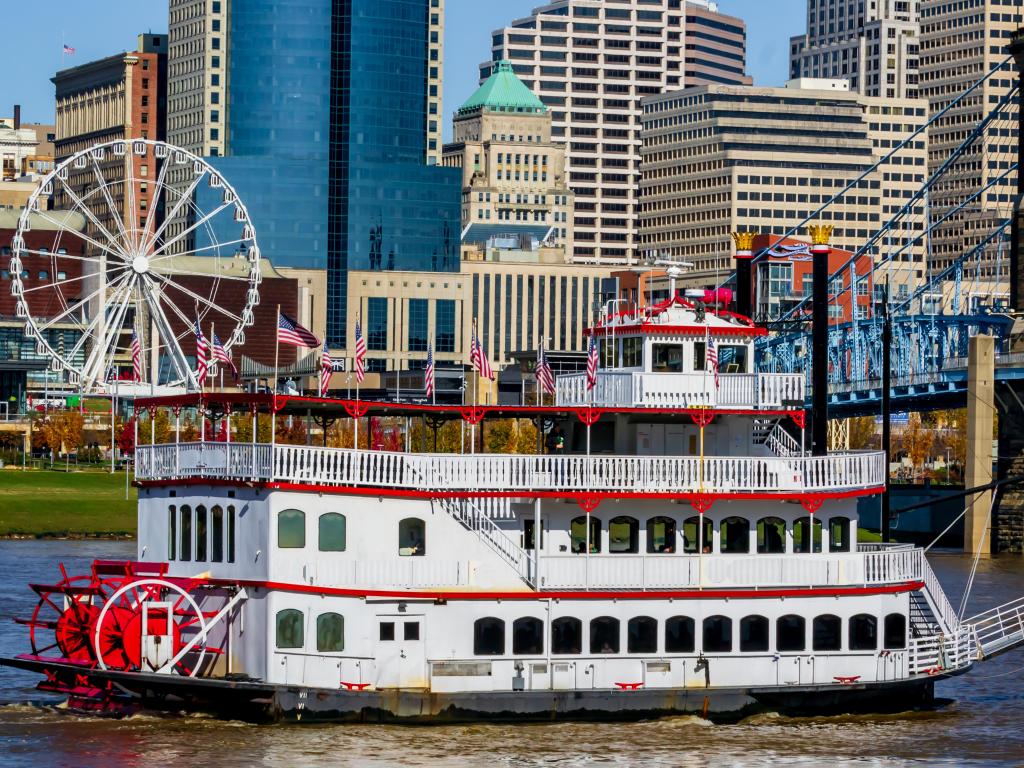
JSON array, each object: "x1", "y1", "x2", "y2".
[{"x1": 0, "y1": 540, "x2": 1021, "y2": 767}]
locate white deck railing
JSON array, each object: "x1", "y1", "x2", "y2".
[
  {"x1": 135, "y1": 442, "x2": 885, "y2": 495},
  {"x1": 556, "y1": 371, "x2": 805, "y2": 409}
]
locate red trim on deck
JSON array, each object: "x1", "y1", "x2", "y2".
[{"x1": 586, "y1": 324, "x2": 766, "y2": 339}]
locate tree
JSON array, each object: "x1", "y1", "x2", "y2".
[
  {"x1": 900, "y1": 412, "x2": 933, "y2": 480},
  {"x1": 39, "y1": 411, "x2": 84, "y2": 456},
  {"x1": 847, "y1": 416, "x2": 878, "y2": 450}
]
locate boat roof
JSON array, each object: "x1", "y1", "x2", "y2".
[{"x1": 586, "y1": 295, "x2": 765, "y2": 338}]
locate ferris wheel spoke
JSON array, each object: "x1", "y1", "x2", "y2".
[
  {"x1": 71, "y1": 275, "x2": 135, "y2": 371},
  {"x1": 141, "y1": 169, "x2": 208, "y2": 256},
  {"x1": 148, "y1": 200, "x2": 234, "y2": 261},
  {"x1": 123, "y1": 149, "x2": 140, "y2": 253},
  {"x1": 31, "y1": 208, "x2": 127, "y2": 261},
  {"x1": 149, "y1": 237, "x2": 252, "y2": 262},
  {"x1": 88, "y1": 155, "x2": 134, "y2": 256},
  {"x1": 18, "y1": 247, "x2": 128, "y2": 267},
  {"x1": 93, "y1": 279, "x2": 139, "y2": 383},
  {"x1": 55, "y1": 172, "x2": 129, "y2": 261},
  {"x1": 21, "y1": 271, "x2": 102, "y2": 294},
  {"x1": 139, "y1": 277, "x2": 199, "y2": 389},
  {"x1": 137, "y1": 152, "x2": 172, "y2": 254},
  {"x1": 150, "y1": 265, "x2": 253, "y2": 282},
  {"x1": 148, "y1": 270, "x2": 242, "y2": 323},
  {"x1": 37, "y1": 271, "x2": 131, "y2": 332}
]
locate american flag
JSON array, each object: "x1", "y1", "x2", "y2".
[
  {"x1": 62, "y1": 44, "x2": 75, "y2": 55},
  {"x1": 706, "y1": 329, "x2": 720, "y2": 388},
  {"x1": 424, "y1": 345, "x2": 435, "y2": 400},
  {"x1": 353, "y1": 319, "x2": 366, "y2": 384},
  {"x1": 277, "y1": 311, "x2": 320, "y2": 348},
  {"x1": 470, "y1": 321, "x2": 494, "y2": 381},
  {"x1": 320, "y1": 342, "x2": 333, "y2": 397},
  {"x1": 130, "y1": 330, "x2": 142, "y2": 382},
  {"x1": 536, "y1": 339, "x2": 555, "y2": 395},
  {"x1": 586, "y1": 335, "x2": 599, "y2": 391},
  {"x1": 212, "y1": 332, "x2": 238, "y2": 380},
  {"x1": 194, "y1": 321, "x2": 209, "y2": 385}
]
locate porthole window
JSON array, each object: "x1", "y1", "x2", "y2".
[
  {"x1": 590, "y1": 616, "x2": 620, "y2": 654},
  {"x1": 720, "y1": 517, "x2": 750, "y2": 553},
  {"x1": 777, "y1": 614, "x2": 806, "y2": 652},
  {"x1": 513, "y1": 617, "x2": 544, "y2": 655},
  {"x1": 829, "y1": 516, "x2": 851, "y2": 552},
  {"x1": 703, "y1": 615, "x2": 732, "y2": 653},
  {"x1": 316, "y1": 612, "x2": 344, "y2": 652},
  {"x1": 608, "y1": 516, "x2": 639, "y2": 553},
  {"x1": 552, "y1": 617, "x2": 582, "y2": 654},
  {"x1": 740, "y1": 615, "x2": 769, "y2": 652},
  {"x1": 682, "y1": 516, "x2": 713, "y2": 554},
  {"x1": 646, "y1": 516, "x2": 676, "y2": 553},
  {"x1": 813, "y1": 614, "x2": 842, "y2": 651},
  {"x1": 570, "y1": 515, "x2": 601, "y2": 553},
  {"x1": 849, "y1": 614, "x2": 878, "y2": 651},
  {"x1": 757, "y1": 517, "x2": 786, "y2": 554},
  {"x1": 276, "y1": 609, "x2": 304, "y2": 649},
  {"x1": 399, "y1": 517, "x2": 426, "y2": 556},
  {"x1": 794, "y1": 516, "x2": 823, "y2": 554},
  {"x1": 665, "y1": 615, "x2": 695, "y2": 653},
  {"x1": 278, "y1": 509, "x2": 305, "y2": 549},
  {"x1": 319, "y1": 513, "x2": 347, "y2": 552},
  {"x1": 473, "y1": 617, "x2": 506, "y2": 655},
  {"x1": 627, "y1": 616, "x2": 657, "y2": 653},
  {"x1": 883, "y1": 613, "x2": 907, "y2": 650}
]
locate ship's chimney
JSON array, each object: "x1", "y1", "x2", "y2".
[
  {"x1": 809, "y1": 225, "x2": 833, "y2": 457},
  {"x1": 13, "y1": 104, "x2": 20, "y2": 130},
  {"x1": 731, "y1": 231, "x2": 757, "y2": 319}
]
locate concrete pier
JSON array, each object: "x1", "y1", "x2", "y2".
[{"x1": 966, "y1": 335, "x2": 995, "y2": 554}]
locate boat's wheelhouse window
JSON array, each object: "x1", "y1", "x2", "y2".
[
  {"x1": 740, "y1": 615, "x2": 770, "y2": 652},
  {"x1": 168, "y1": 505, "x2": 176, "y2": 560},
  {"x1": 276, "y1": 609, "x2": 303, "y2": 649},
  {"x1": 570, "y1": 515, "x2": 601, "y2": 554},
  {"x1": 628, "y1": 616, "x2": 657, "y2": 653},
  {"x1": 195, "y1": 505, "x2": 208, "y2": 562},
  {"x1": 720, "y1": 517, "x2": 750, "y2": 554},
  {"x1": 552, "y1": 617, "x2": 582, "y2": 654},
  {"x1": 682, "y1": 516, "x2": 713, "y2": 554},
  {"x1": 319, "y1": 513, "x2": 347, "y2": 552},
  {"x1": 180, "y1": 505, "x2": 192, "y2": 561},
  {"x1": 651, "y1": 343, "x2": 684, "y2": 372},
  {"x1": 316, "y1": 613, "x2": 344, "y2": 652},
  {"x1": 884, "y1": 613, "x2": 907, "y2": 650},
  {"x1": 757, "y1": 517, "x2": 786, "y2": 554},
  {"x1": 666, "y1": 616, "x2": 695, "y2": 653},
  {"x1": 777, "y1": 615, "x2": 806, "y2": 652},
  {"x1": 399, "y1": 517, "x2": 426, "y2": 556},
  {"x1": 513, "y1": 617, "x2": 544, "y2": 655},
  {"x1": 813, "y1": 614, "x2": 842, "y2": 651},
  {"x1": 794, "y1": 516, "x2": 823, "y2": 554},
  {"x1": 609, "y1": 516, "x2": 639, "y2": 553},
  {"x1": 590, "y1": 617, "x2": 620, "y2": 654},
  {"x1": 703, "y1": 615, "x2": 732, "y2": 653},
  {"x1": 647, "y1": 516, "x2": 676, "y2": 553},
  {"x1": 719, "y1": 345, "x2": 748, "y2": 373},
  {"x1": 622, "y1": 336, "x2": 642, "y2": 368},
  {"x1": 829, "y1": 516, "x2": 851, "y2": 552},
  {"x1": 211, "y1": 505, "x2": 224, "y2": 562},
  {"x1": 849, "y1": 614, "x2": 878, "y2": 651},
  {"x1": 278, "y1": 509, "x2": 305, "y2": 549},
  {"x1": 474, "y1": 617, "x2": 506, "y2": 656}
]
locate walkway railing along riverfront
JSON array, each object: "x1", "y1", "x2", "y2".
[
  {"x1": 135, "y1": 442, "x2": 886, "y2": 495},
  {"x1": 556, "y1": 371, "x2": 805, "y2": 409}
]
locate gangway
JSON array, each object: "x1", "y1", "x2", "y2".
[{"x1": 964, "y1": 598, "x2": 1024, "y2": 660}]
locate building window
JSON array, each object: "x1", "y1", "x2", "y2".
[
  {"x1": 813, "y1": 614, "x2": 842, "y2": 651},
  {"x1": 276, "y1": 609, "x2": 304, "y2": 649},
  {"x1": 849, "y1": 614, "x2": 878, "y2": 651},
  {"x1": 436, "y1": 299, "x2": 456, "y2": 352},
  {"x1": 278, "y1": 509, "x2": 306, "y2": 549},
  {"x1": 513, "y1": 617, "x2": 543, "y2": 654},
  {"x1": 367, "y1": 297, "x2": 388, "y2": 351},
  {"x1": 399, "y1": 517, "x2": 425, "y2": 556},
  {"x1": 666, "y1": 616, "x2": 695, "y2": 653},
  {"x1": 473, "y1": 618, "x2": 506, "y2": 655},
  {"x1": 776, "y1": 615, "x2": 806, "y2": 652},
  {"x1": 740, "y1": 615, "x2": 769, "y2": 652},
  {"x1": 552, "y1": 617, "x2": 582, "y2": 654},
  {"x1": 703, "y1": 616, "x2": 732, "y2": 653},
  {"x1": 590, "y1": 617, "x2": 620, "y2": 654},
  {"x1": 608, "y1": 516, "x2": 639, "y2": 553},
  {"x1": 883, "y1": 613, "x2": 907, "y2": 650},
  {"x1": 646, "y1": 516, "x2": 676, "y2": 553},
  {"x1": 408, "y1": 298, "x2": 428, "y2": 352},
  {"x1": 570, "y1": 515, "x2": 600, "y2": 553},
  {"x1": 627, "y1": 616, "x2": 657, "y2": 654},
  {"x1": 318, "y1": 513, "x2": 346, "y2": 552},
  {"x1": 757, "y1": 517, "x2": 785, "y2": 554},
  {"x1": 317, "y1": 613, "x2": 344, "y2": 652}
]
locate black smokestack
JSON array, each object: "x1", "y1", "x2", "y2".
[{"x1": 13, "y1": 104, "x2": 20, "y2": 130}]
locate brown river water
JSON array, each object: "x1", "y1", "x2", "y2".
[{"x1": 0, "y1": 540, "x2": 1022, "y2": 767}]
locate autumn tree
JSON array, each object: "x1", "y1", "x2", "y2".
[
  {"x1": 39, "y1": 411, "x2": 84, "y2": 456},
  {"x1": 847, "y1": 416, "x2": 878, "y2": 450},
  {"x1": 900, "y1": 412, "x2": 933, "y2": 480}
]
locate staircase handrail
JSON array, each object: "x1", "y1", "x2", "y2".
[{"x1": 921, "y1": 555, "x2": 961, "y2": 632}]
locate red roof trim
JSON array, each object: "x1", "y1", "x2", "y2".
[{"x1": 586, "y1": 324, "x2": 767, "y2": 338}]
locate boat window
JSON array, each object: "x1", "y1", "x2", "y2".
[
  {"x1": 319, "y1": 513, "x2": 347, "y2": 552},
  {"x1": 646, "y1": 516, "x2": 677, "y2": 553},
  {"x1": 693, "y1": 341, "x2": 706, "y2": 371},
  {"x1": 720, "y1": 516, "x2": 750, "y2": 554},
  {"x1": 627, "y1": 616, "x2": 657, "y2": 654},
  {"x1": 849, "y1": 614, "x2": 878, "y2": 651},
  {"x1": 776, "y1": 615, "x2": 806, "y2": 652},
  {"x1": 168, "y1": 505, "x2": 176, "y2": 560},
  {"x1": 590, "y1": 617, "x2": 620, "y2": 654},
  {"x1": 719, "y1": 345, "x2": 748, "y2": 373},
  {"x1": 275, "y1": 609, "x2": 303, "y2": 649},
  {"x1": 703, "y1": 616, "x2": 733, "y2": 653},
  {"x1": 829, "y1": 516, "x2": 851, "y2": 553},
  {"x1": 523, "y1": 519, "x2": 544, "y2": 550},
  {"x1": 180, "y1": 505, "x2": 192, "y2": 561},
  {"x1": 609, "y1": 516, "x2": 639, "y2": 553},
  {"x1": 513, "y1": 617, "x2": 544, "y2": 655},
  {"x1": 278, "y1": 509, "x2": 305, "y2": 549},
  {"x1": 666, "y1": 616, "x2": 695, "y2": 653},
  {"x1": 404, "y1": 622, "x2": 420, "y2": 641},
  {"x1": 622, "y1": 336, "x2": 642, "y2": 367},
  {"x1": 757, "y1": 516, "x2": 786, "y2": 554},
  {"x1": 651, "y1": 343, "x2": 684, "y2": 372},
  {"x1": 552, "y1": 617, "x2": 582, "y2": 654},
  {"x1": 195, "y1": 505, "x2": 208, "y2": 562},
  {"x1": 570, "y1": 515, "x2": 601, "y2": 554},
  {"x1": 227, "y1": 505, "x2": 236, "y2": 563},
  {"x1": 682, "y1": 516, "x2": 713, "y2": 554},
  {"x1": 211, "y1": 505, "x2": 224, "y2": 562},
  {"x1": 883, "y1": 613, "x2": 907, "y2": 650},
  {"x1": 813, "y1": 614, "x2": 842, "y2": 651},
  {"x1": 794, "y1": 516, "x2": 823, "y2": 554},
  {"x1": 380, "y1": 622, "x2": 395, "y2": 641},
  {"x1": 316, "y1": 613, "x2": 344, "y2": 652},
  {"x1": 740, "y1": 615, "x2": 770, "y2": 652},
  {"x1": 399, "y1": 517, "x2": 426, "y2": 556},
  {"x1": 474, "y1": 618, "x2": 506, "y2": 655}
]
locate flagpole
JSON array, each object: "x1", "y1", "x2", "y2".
[
  {"x1": 272, "y1": 304, "x2": 280, "y2": 449},
  {"x1": 354, "y1": 314, "x2": 361, "y2": 451}
]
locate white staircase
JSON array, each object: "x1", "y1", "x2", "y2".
[
  {"x1": 964, "y1": 597, "x2": 1024, "y2": 659},
  {"x1": 435, "y1": 497, "x2": 535, "y2": 588},
  {"x1": 753, "y1": 419, "x2": 801, "y2": 458},
  {"x1": 919, "y1": 555, "x2": 961, "y2": 634}
]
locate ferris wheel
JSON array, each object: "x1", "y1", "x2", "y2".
[{"x1": 8, "y1": 139, "x2": 261, "y2": 392}]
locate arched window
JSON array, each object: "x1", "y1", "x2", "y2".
[
  {"x1": 776, "y1": 614, "x2": 806, "y2": 652},
  {"x1": 849, "y1": 614, "x2": 878, "y2": 650},
  {"x1": 211, "y1": 505, "x2": 224, "y2": 562},
  {"x1": 720, "y1": 517, "x2": 750, "y2": 553},
  {"x1": 740, "y1": 615, "x2": 769, "y2": 652},
  {"x1": 646, "y1": 516, "x2": 677, "y2": 553},
  {"x1": 884, "y1": 613, "x2": 907, "y2": 650},
  {"x1": 195, "y1": 505, "x2": 208, "y2": 562},
  {"x1": 590, "y1": 616, "x2": 620, "y2": 654},
  {"x1": 666, "y1": 616, "x2": 695, "y2": 653},
  {"x1": 513, "y1": 617, "x2": 544, "y2": 655},
  {"x1": 570, "y1": 515, "x2": 601, "y2": 554},
  {"x1": 278, "y1": 509, "x2": 305, "y2": 549},
  {"x1": 316, "y1": 613, "x2": 344, "y2": 652},
  {"x1": 813, "y1": 614, "x2": 841, "y2": 651},
  {"x1": 168, "y1": 505, "x2": 176, "y2": 560},
  {"x1": 227, "y1": 505, "x2": 236, "y2": 564},
  {"x1": 829, "y1": 516, "x2": 851, "y2": 552},
  {"x1": 794, "y1": 516, "x2": 822, "y2": 554},
  {"x1": 319, "y1": 513, "x2": 347, "y2": 552},
  {"x1": 180, "y1": 505, "x2": 192, "y2": 561},
  {"x1": 276, "y1": 608, "x2": 304, "y2": 649},
  {"x1": 608, "y1": 516, "x2": 639, "y2": 553},
  {"x1": 627, "y1": 616, "x2": 657, "y2": 654},
  {"x1": 757, "y1": 516, "x2": 786, "y2": 554},
  {"x1": 551, "y1": 617, "x2": 582, "y2": 654},
  {"x1": 703, "y1": 615, "x2": 732, "y2": 653},
  {"x1": 474, "y1": 617, "x2": 506, "y2": 655},
  {"x1": 682, "y1": 516, "x2": 713, "y2": 554},
  {"x1": 399, "y1": 517, "x2": 426, "y2": 556}
]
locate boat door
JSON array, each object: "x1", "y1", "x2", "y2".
[
  {"x1": 551, "y1": 661, "x2": 575, "y2": 690},
  {"x1": 141, "y1": 601, "x2": 174, "y2": 671},
  {"x1": 777, "y1": 654, "x2": 803, "y2": 685},
  {"x1": 374, "y1": 614, "x2": 427, "y2": 689}
]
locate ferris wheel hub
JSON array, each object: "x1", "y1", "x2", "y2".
[{"x1": 131, "y1": 255, "x2": 150, "y2": 275}]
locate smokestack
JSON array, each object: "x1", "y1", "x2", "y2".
[
  {"x1": 731, "y1": 231, "x2": 757, "y2": 319},
  {"x1": 809, "y1": 225, "x2": 834, "y2": 457},
  {"x1": 13, "y1": 104, "x2": 20, "y2": 130}
]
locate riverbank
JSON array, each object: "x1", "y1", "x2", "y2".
[{"x1": 0, "y1": 469, "x2": 136, "y2": 538}]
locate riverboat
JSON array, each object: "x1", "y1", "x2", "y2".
[{"x1": 5, "y1": 294, "x2": 1024, "y2": 723}]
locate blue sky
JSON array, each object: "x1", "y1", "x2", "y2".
[{"x1": 1, "y1": 0, "x2": 806, "y2": 127}]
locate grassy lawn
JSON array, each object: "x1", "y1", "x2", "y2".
[{"x1": 0, "y1": 469, "x2": 136, "y2": 537}]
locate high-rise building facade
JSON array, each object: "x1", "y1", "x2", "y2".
[
  {"x1": 789, "y1": 0, "x2": 922, "y2": 99},
  {"x1": 486, "y1": 0, "x2": 750, "y2": 266},
  {"x1": 919, "y1": 0, "x2": 1022, "y2": 277}
]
